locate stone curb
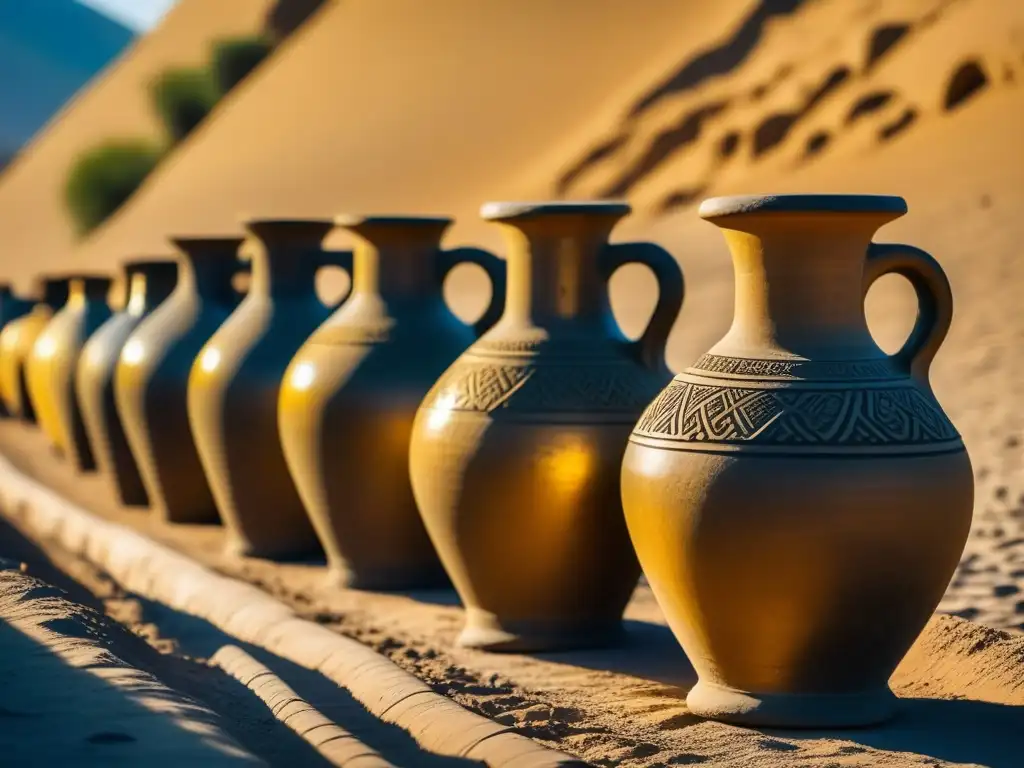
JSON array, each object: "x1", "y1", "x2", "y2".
[
  {"x1": 0, "y1": 455, "x2": 586, "y2": 767},
  {"x1": 211, "y1": 644, "x2": 396, "y2": 767},
  {"x1": 0, "y1": 558, "x2": 262, "y2": 765}
]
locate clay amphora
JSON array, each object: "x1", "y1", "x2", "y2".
[
  {"x1": 0, "y1": 278, "x2": 70, "y2": 423},
  {"x1": 115, "y1": 237, "x2": 246, "y2": 523},
  {"x1": 77, "y1": 260, "x2": 177, "y2": 506},
  {"x1": 409, "y1": 201, "x2": 685, "y2": 651},
  {"x1": 189, "y1": 219, "x2": 353, "y2": 559},
  {"x1": 621, "y1": 194, "x2": 973, "y2": 728},
  {"x1": 26, "y1": 275, "x2": 113, "y2": 470},
  {"x1": 279, "y1": 215, "x2": 505, "y2": 590},
  {"x1": 0, "y1": 285, "x2": 34, "y2": 418}
]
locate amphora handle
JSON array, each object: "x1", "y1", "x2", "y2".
[
  {"x1": 601, "y1": 242, "x2": 685, "y2": 376},
  {"x1": 315, "y1": 249, "x2": 355, "y2": 310},
  {"x1": 436, "y1": 247, "x2": 507, "y2": 337},
  {"x1": 864, "y1": 243, "x2": 953, "y2": 384}
]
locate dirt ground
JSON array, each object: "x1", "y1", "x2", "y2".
[{"x1": 3, "y1": 421, "x2": 1024, "y2": 767}]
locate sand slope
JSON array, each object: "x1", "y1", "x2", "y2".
[
  {"x1": 64, "y1": 0, "x2": 756, "y2": 267},
  {"x1": 37, "y1": 0, "x2": 1020, "y2": 308},
  {"x1": 0, "y1": 0, "x2": 276, "y2": 293}
]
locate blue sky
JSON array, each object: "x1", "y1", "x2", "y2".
[{"x1": 75, "y1": 0, "x2": 180, "y2": 32}]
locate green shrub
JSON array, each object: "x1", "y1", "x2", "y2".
[
  {"x1": 150, "y1": 67, "x2": 217, "y2": 143},
  {"x1": 264, "y1": 0, "x2": 328, "y2": 40},
  {"x1": 64, "y1": 140, "x2": 163, "y2": 234},
  {"x1": 211, "y1": 35, "x2": 272, "y2": 96}
]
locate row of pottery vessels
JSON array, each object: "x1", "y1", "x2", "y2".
[{"x1": 0, "y1": 196, "x2": 973, "y2": 729}]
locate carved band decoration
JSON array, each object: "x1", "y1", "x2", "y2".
[
  {"x1": 421, "y1": 361, "x2": 661, "y2": 414},
  {"x1": 690, "y1": 354, "x2": 896, "y2": 381},
  {"x1": 631, "y1": 379, "x2": 960, "y2": 446}
]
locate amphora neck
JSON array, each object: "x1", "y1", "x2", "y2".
[
  {"x1": 245, "y1": 219, "x2": 334, "y2": 299},
  {"x1": 40, "y1": 278, "x2": 70, "y2": 310},
  {"x1": 123, "y1": 260, "x2": 178, "y2": 316},
  {"x1": 337, "y1": 215, "x2": 450, "y2": 302},
  {"x1": 700, "y1": 195, "x2": 907, "y2": 359},
  {"x1": 483, "y1": 201, "x2": 629, "y2": 330},
  {"x1": 172, "y1": 237, "x2": 245, "y2": 303},
  {"x1": 67, "y1": 275, "x2": 112, "y2": 308}
]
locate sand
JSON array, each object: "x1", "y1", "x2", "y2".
[
  {"x1": 3, "y1": 421, "x2": 1024, "y2": 767},
  {"x1": 0, "y1": 0, "x2": 276, "y2": 294},
  {"x1": 0, "y1": 555, "x2": 261, "y2": 765}
]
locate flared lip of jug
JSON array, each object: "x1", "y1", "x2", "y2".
[
  {"x1": 698, "y1": 194, "x2": 908, "y2": 220},
  {"x1": 169, "y1": 235, "x2": 246, "y2": 251},
  {"x1": 123, "y1": 257, "x2": 178, "y2": 272},
  {"x1": 334, "y1": 214, "x2": 453, "y2": 228},
  {"x1": 480, "y1": 200, "x2": 632, "y2": 221},
  {"x1": 242, "y1": 217, "x2": 335, "y2": 240}
]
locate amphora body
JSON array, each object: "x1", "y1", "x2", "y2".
[
  {"x1": 189, "y1": 220, "x2": 352, "y2": 559},
  {"x1": 410, "y1": 202, "x2": 684, "y2": 651},
  {"x1": 279, "y1": 215, "x2": 505, "y2": 589},
  {"x1": 622, "y1": 195, "x2": 973, "y2": 727},
  {"x1": 78, "y1": 261, "x2": 177, "y2": 506},
  {"x1": 0, "y1": 279, "x2": 70, "y2": 422},
  {"x1": 26, "y1": 275, "x2": 112, "y2": 470},
  {"x1": 116, "y1": 238, "x2": 245, "y2": 523},
  {"x1": 0, "y1": 285, "x2": 34, "y2": 417}
]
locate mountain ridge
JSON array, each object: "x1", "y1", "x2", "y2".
[{"x1": 0, "y1": 0, "x2": 134, "y2": 158}]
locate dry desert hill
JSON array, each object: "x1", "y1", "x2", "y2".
[{"x1": 0, "y1": 0, "x2": 279, "y2": 284}]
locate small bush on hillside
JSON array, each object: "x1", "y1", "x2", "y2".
[
  {"x1": 64, "y1": 140, "x2": 163, "y2": 234},
  {"x1": 264, "y1": 0, "x2": 328, "y2": 40},
  {"x1": 211, "y1": 35, "x2": 273, "y2": 96},
  {"x1": 150, "y1": 67, "x2": 217, "y2": 143}
]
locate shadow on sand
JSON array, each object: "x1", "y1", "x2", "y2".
[
  {"x1": 768, "y1": 696, "x2": 1024, "y2": 768},
  {"x1": 0, "y1": 514, "x2": 478, "y2": 768}
]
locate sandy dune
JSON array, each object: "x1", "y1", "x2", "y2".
[
  {"x1": 0, "y1": 0, "x2": 276, "y2": 293},
  {"x1": 59, "y1": 0, "x2": 758, "y2": 264}
]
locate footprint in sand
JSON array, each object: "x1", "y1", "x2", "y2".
[{"x1": 945, "y1": 59, "x2": 990, "y2": 111}]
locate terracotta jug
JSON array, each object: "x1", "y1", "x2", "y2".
[
  {"x1": 189, "y1": 219, "x2": 353, "y2": 559},
  {"x1": 622, "y1": 194, "x2": 973, "y2": 728},
  {"x1": 279, "y1": 215, "x2": 505, "y2": 590},
  {"x1": 0, "y1": 285, "x2": 34, "y2": 418},
  {"x1": 26, "y1": 275, "x2": 112, "y2": 470},
  {"x1": 115, "y1": 237, "x2": 246, "y2": 523},
  {"x1": 77, "y1": 260, "x2": 178, "y2": 506},
  {"x1": 409, "y1": 201, "x2": 685, "y2": 651},
  {"x1": 0, "y1": 278, "x2": 70, "y2": 423}
]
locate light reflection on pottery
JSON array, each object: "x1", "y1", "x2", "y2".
[
  {"x1": 279, "y1": 215, "x2": 505, "y2": 590},
  {"x1": 410, "y1": 201, "x2": 684, "y2": 652},
  {"x1": 189, "y1": 219, "x2": 353, "y2": 559},
  {"x1": 26, "y1": 275, "x2": 112, "y2": 470},
  {"x1": 0, "y1": 278, "x2": 70, "y2": 423},
  {"x1": 621, "y1": 194, "x2": 974, "y2": 728},
  {"x1": 78, "y1": 260, "x2": 177, "y2": 506},
  {"x1": 115, "y1": 237, "x2": 247, "y2": 523}
]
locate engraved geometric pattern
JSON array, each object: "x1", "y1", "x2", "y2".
[
  {"x1": 691, "y1": 354, "x2": 895, "y2": 381},
  {"x1": 633, "y1": 380, "x2": 960, "y2": 445},
  {"x1": 422, "y1": 360, "x2": 661, "y2": 414}
]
